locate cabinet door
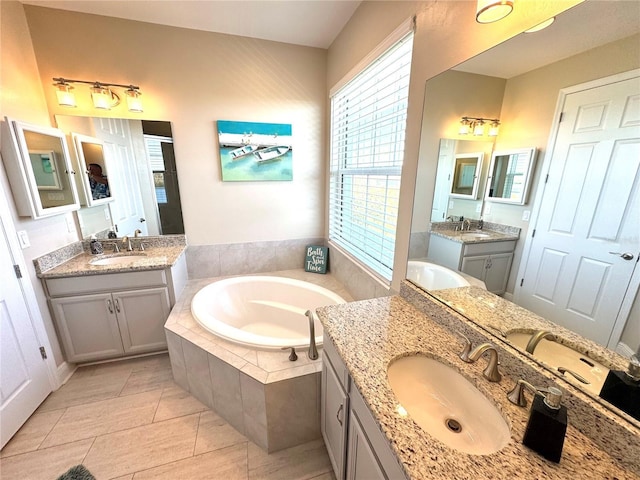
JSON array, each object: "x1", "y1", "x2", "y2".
[
  {"x1": 461, "y1": 255, "x2": 489, "y2": 282},
  {"x1": 322, "y1": 356, "x2": 349, "y2": 479},
  {"x1": 346, "y1": 411, "x2": 386, "y2": 480},
  {"x1": 483, "y1": 253, "x2": 513, "y2": 295},
  {"x1": 113, "y1": 287, "x2": 170, "y2": 354},
  {"x1": 50, "y1": 293, "x2": 124, "y2": 363}
]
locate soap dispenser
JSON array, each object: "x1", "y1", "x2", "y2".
[
  {"x1": 89, "y1": 235, "x2": 104, "y2": 255},
  {"x1": 522, "y1": 386, "x2": 567, "y2": 463},
  {"x1": 599, "y1": 355, "x2": 640, "y2": 421}
]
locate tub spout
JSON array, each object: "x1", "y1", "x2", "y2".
[{"x1": 305, "y1": 310, "x2": 319, "y2": 360}]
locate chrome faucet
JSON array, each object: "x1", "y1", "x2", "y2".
[
  {"x1": 557, "y1": 367, "x2": 590, "y2": 384},
  {"x1": 121, "y1": 236, "x2": 133, "y2": 252},
  {"x1": 463, "y1": 219, "x2": 471, "y2": 231},
  {"x1": 462, "y1": 342, "x2": 502, "y2": 382},
  {"x1": 525, "y1": 330, "x2": 554, "y2": 354},
  {"x1": 134, "y1": 229, "x2": 142, "y2": 237},
  {"x1": 305, "y1": 310, "x2": 319, "y2": 360}
]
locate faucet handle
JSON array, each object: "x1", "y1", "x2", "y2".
[
  {"x1": 457, "y1": 333, "x2": 472, "y2": 362},
  {"x1": 508, "y1": 379, "x2": 563, "y2": 408}
]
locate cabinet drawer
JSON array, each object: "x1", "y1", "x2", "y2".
[
  {"x1": 463, "y1": 240, "x2": 516, "y2": 256},
  {"x1": 46, "y1": 270, "x2": 167, "y2": 297}
]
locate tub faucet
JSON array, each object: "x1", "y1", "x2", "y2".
[
  {"x1": 462, "y1": 342, "x2": 502, "y2": 382},
  {"x1": 305, "y1": 310, "x2": 319, "y2": 360},
  {"x1": 525, "y1": 330, "x2": 554, "y2": 354}
]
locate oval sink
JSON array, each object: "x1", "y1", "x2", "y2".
[
  {"x1": 387, "y1": 355, "x2": 509, "y2": 455},
  {"x1": 461, "y1": 232, "x2": 491, "y2": 239},
  {"x1": 89, "y1": 254, "x2": 147, "y2": 266},
  {"x1": 506, "y1": 331, "x2": 609, "y2": 395}
]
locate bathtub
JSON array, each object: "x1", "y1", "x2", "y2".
[
  {"x1": 407, "y1": 260, "x2": 471, "y2": 290},
  {"x1": 191, "y1": 275, "x2": 346, "y2": 350}
]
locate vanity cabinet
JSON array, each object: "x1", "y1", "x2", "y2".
[
  {"x1": 428, "y1": 235, "x2": 516, "y2": 295},
  {"x1": 322, "y1": 334, "x2": 406, "y2": 480},
  {"x1": 44, "y1": 262, "x2": 185, "y2": 363}
]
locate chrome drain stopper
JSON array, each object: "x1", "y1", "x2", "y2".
[{"x1": 445, "y1": 418, "x2": 462, "y2": 433}]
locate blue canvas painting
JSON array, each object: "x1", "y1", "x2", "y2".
[{"x1": 217, "y1": 120, "x2": 293, "y2": 181}]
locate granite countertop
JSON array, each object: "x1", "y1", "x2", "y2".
[
  {"x1": 430, "y1": 228, "x2": 519, "y2": 244},
  {"x1": 317, "y1": 295, "x2": 638, "y2": 480},
  {"x1": 34, "y1": 235, "x2": 187, "y2": 279}
]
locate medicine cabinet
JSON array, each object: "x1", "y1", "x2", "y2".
[
  {"x1": 71, "y1": 133, "x2": 114, "y2": 207},
  {"x1": 485, "y1": 147, "x2": 537, "y2": 205},
  {"x1": 1, "y1": 117, "x2": 80, "y2": 218},
  {"x1": 450, "y1": 152, "x2": 483, "y2": 199}
]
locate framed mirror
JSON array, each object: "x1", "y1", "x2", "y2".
[
  {"x1": 450, "y1": 152, "x2": 483, "y2": 198},
  {"x1": 72, "y1": 133, "x2": 113, "y2": 207},
  {"x1": 1, "y1": 117, "x2": 80, "y2": 218},
  {"x1": 485, "y1": 148, "x2": 536, "y2": 205}
]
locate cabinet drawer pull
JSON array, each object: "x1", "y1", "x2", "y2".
[
  {"x1": 114, "y1": 299, "x2": 121, "y2": 313},
  {"x1": 336, "y1": 403, "x2": 344, "y2": 426},
  {"x1": 107, "y1": 299, "x2": 114, "y2": 314}
]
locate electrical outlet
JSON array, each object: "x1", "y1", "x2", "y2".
[
  {"x1": 522, "y1": 210, "x2": 531, "y2": 221},
  {"x1": 65, "y1": 216, "x2": 75, "y2": 233},
  {"x1": 475, "y1": 203, "x2": 482, "y2": 213},
  {"x1": 17, "y1": 230, "x2": 30, "y2": 248},
  {"x1": 104, "y1": 208, "x2": 111, "y2": 221},
  {"x1": 484, "y1": 203, "x2": 492, "y2": 214},
  {"x1": 449, "y1": 200, "x2": 454, "y2": 209}
]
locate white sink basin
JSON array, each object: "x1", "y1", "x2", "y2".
[
  {"x1": 387, "y1": 355, "x2": 510, "y2": 455},
  {"x1": 89, "y1": 254, "x2": 147, "y2": 266},
  {"x1": 506, "y1": 331, "x2": 609, "y2": 395},
  {"x1": 461, "y1": 232, "x2": 491, "y2": 239}
]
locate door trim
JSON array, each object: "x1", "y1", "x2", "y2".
[{"x1": 515, "y1": 69, "x2": 640, "y2": 349}]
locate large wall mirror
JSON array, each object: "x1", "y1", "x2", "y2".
[
  {"x1": 56, "y1": 116, "x2": 184, "y2": 239},
  {"x1": 408, "y1": 1, "x2": 640, "y2": 425}
]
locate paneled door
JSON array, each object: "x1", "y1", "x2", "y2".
[
  {"x1": 0, "y1": 206, "x2": 52, "y2": 448},
  {"x1": 517, "y1": 72, "x2": 640, "y2": 347}
]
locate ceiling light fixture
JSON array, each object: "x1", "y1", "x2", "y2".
[
  {"x1": 525, "y1": 17, "x2": 556, "y2": 33},
  {"x1": 52, "y1": 77, "x2": 143, "y2": 112},
  {"x1": 476, "y1": 0, "x2": 513, "y2": 24},
  {"x1": 459, "y1": 116, "x2": 500, "y2": 137}
]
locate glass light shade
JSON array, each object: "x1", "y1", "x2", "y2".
[
  {"x1": 476, "y1": 0, "x2": 513, "y2": 24},
  {"x1": 125, "y1": 89, "x2": 143, "y2": 112},
  {"x1": 91, "y1": 86, "x2": 112, "y2": 110},
  {"x1": 459, "y1": 119, "x2": 470, "y2": 135},
  {"x1": 473, "y1": 121, "x2": 485, "y2": 136},
  {"x1": 488, "y1": 122, "x2": 500, "y2": 136},
  {"x1": 55, "y1": 84, "x2": 76, "y2": 107},
  {"x1": 525, "y1": 17, "x2": 555, "y2": 33}
]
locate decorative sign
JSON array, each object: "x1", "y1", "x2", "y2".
[{"x1": 305, "y1": 245, "x2": 328, "y2": 274}]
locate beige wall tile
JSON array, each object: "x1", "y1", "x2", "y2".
[
  {"x1": 240, "y1": 374, "x2": 267, "y2": 450},
  {"x1": 133, "y1": 443, "x2": 248, "y2": 480},
  {"x1": 165, "y1": 330, "x2": 189, "y2": 390},
  {"x1": 40, "y1": 389, "x2": 162, "y2": 448},
  {"x1": 194, "y1": 411, "x2": 247, "y2": 455},
  {"x1": 83, "y1": 413, "x2": 199, "y2": 478},
  {"x1": 182, "y1": 339, "x2": 214, "y2": 407},
  {"x1": 209, "y1": 354, "x2": 245, "y2": 435},
  {"x1": 0, "y1": 438, "x2": 93, "y2": 480}
]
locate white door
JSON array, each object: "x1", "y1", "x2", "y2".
[
  {"x1": 0, "y1": 215, "x2": 52, "y2": 449},
  {"x1": 517, "y1": 73, "x2": 640, "y2": 346},
  {"x1": 431, "y1": 139, "x2": 455, "y2": 222},
  {"x1": 93, "y1": 118, "x2": 148, "y2": 236}
]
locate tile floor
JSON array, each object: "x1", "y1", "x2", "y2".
[{"x1": 0, "y1": 353, "x2": 336, "y2": 480}]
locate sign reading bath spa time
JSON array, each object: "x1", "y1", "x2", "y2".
[
  {"x1": 217, "y1": 120, "x2": 293, "y2": 182},
  {"x1": 305, "y1": 246, "x2": 328, "y2": 274}
]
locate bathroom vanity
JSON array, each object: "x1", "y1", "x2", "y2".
[
  {"x1": 316, "y1": 282, "x2": 639, "y2": 480},
  {"x1": 427, "y1": 226, "x2": 519, "y2": 295},
  {"x1": 36, "y1": 237, "x2": 187, "y2": 363}
]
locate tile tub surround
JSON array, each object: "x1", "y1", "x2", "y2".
[
  {"x1": 316, "y1": 294, "x2": 639, "y2": 479},
  {"x1": 34, "y1": 234, "x2": 187, "y2": 277},
  {"x1": 165, "y1": 269, "x2": 353, "y2": 453}
]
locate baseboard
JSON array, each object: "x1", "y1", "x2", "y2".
[
  {"x1": 503, "y1": 292, "x2": 514, "y2": 302},
  {"x1": 56, "y1": 361, "x2": 76, "y2": 389},
  {"x1": 615, "y1": 342, "x2": 634, "y2": 358}
]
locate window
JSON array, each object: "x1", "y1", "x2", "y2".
[{"x1": 328, "y1": 20, "x2": 414, "y2": 282}]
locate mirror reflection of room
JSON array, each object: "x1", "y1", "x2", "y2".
[{"x1": 84, "y1": 147, "x2": 110, "y2": 200}]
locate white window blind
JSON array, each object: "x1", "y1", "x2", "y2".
[{"x1": 329, "y1": 24, "x2": 414, "y2": 282}]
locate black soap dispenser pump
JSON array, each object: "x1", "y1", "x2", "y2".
[
  {"x1": 89, "y1": 235, "x2": 104, "y2": 255},
  {"x1": 599, "y1": 355, "x2": 640, "y2": 421},
  {"x1": 522, "y1": 386, "x2": 567, "y2": 463}
]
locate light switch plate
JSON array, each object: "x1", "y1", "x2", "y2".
[
  {"x1": 17, "y1": 230, "x2": 30, "y2": 249},
  {"x1": 522, "y1": 210, "x2": 531, "y2": 221}
]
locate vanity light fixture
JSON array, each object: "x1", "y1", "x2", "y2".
[
  {"x1": 459, "y1": 116, "x2": 500, "y2": 137},
  {"x1": 476, "y1": 0, "x2": 513, "y2": 24},
  {"x1": 52, "y1": 77, "x2": 143, "y2": 112}
]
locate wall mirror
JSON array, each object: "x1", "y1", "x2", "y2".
[
  {"x1": 71, "y1": 133, "x2": 113, "y2": 207},
  {"x1": 55, "y1": 116, "x2": 184, "y2": 239},
  {"x1": 407, "y1": 1, "x2": 640, "y2": 426},
  {"x1": 450, "y1": 152, "x2": 483, "y2": 199},
  {"x1": 485, "y1": 148, "x2": 536, "y2": 205},
  {"x1": 1, "y1": 117, "x2": 80, "y2": 218}
]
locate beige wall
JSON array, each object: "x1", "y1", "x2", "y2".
[{"x1": 23, "y1": 5, "x2": 328, "y2": 246}]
